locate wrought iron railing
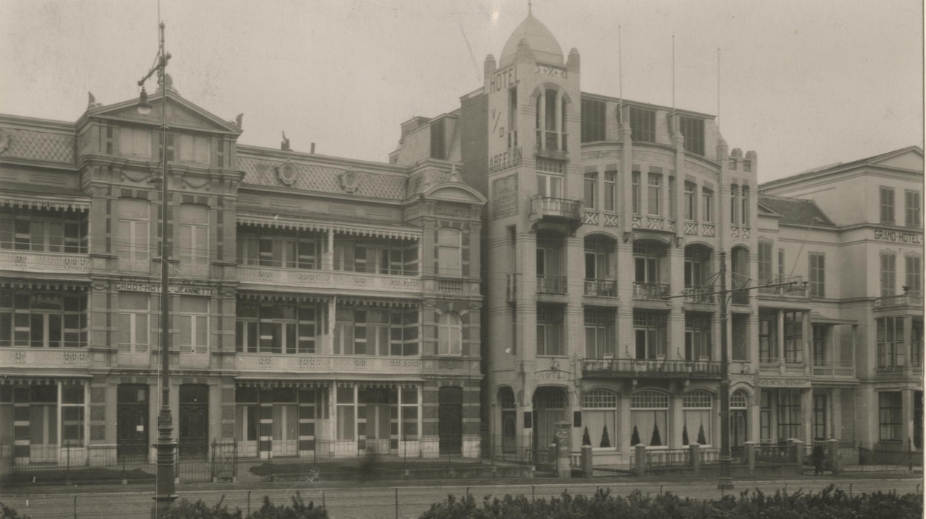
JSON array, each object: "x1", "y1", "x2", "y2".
[
  {"x1": 537, "y1": 275, "x2": 568, "y2": 295},
  {"x1": 633, "y1": 282, "x2": 670, "y2": 301},
  {"x1": 530, "y1": 195, "x2": 582, "y2": 220},
  {"x1": 584, "y1": 279, "x2": 617, "y2": 297}
]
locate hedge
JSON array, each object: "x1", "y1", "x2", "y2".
[{"x1": 417, "y1": 485, "x2": 923, "y2": 519}]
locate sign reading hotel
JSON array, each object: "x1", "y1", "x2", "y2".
[
  {"x1": 116, "y1": 282, "x2": 215, "y2": 297},
  {"x1": 874, "y1": 229, "x2": 923, "y2": 244},
  {"x1": 759, "y1": 378, "x2": 811, "y2": 388}
]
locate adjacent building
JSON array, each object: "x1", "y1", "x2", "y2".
[{"x1": 0, "y1": 82, "x2": 486, "y2": 465}]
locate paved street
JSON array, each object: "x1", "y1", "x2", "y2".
[{"x1": 0, "y1": 477, "x2": 920, "y2": 519}]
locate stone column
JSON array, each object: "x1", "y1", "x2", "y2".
[
  {"x1": 538, "y1": 90, "x2": 546, "y2": 150},
  {"x1": 555, "y1": 91, "x2": 563, "y2": 151},
  {"x1": 634, "y1": 443, "x2": 647, "y2": 476},
  {"x1": 801, "y1": 389, "x2": 813, "y2": 444},
  {"x1": 326, "y1": 230, "x2": 334, "y2": 270},
  {"x1": 789, "y1": 438, "x2": 804, "y2": 475},
  {"x1": 581, "y1": 444, "x2": 593, "y2": 478},
  {"x1": 802, "y1": 311, "x2": 812, "y2": 376},
  {"x1": 745, "y1": 441, "x2": 756, "y2": 474},
  {"x1": 670, "y1": 389, "x2": 684, "y2": 448},
  {"x1": 689, "y1": 443, "x2": 701, "y2": 475},
  {"x1": 827, "y1": 438, "x2": 840, "y2": 475}
]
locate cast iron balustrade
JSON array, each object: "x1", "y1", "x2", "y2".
[
  {"x1": 238, "y1": 266, "x2": 422, "y2": 294},
  {"x1": 535, "y1": 130, "x2": 568, "y2": 156},
  {"x1": 633, "y1": 282, "x2": 670, "y2": 301},
  {"x1": 0, "y1": 250, "x2": 90, "y2": 275},
  {"x1": 235, "y1": 353, "x2": 423, "y2": 374},
  {"x1": 811, "y1": 359, "x2": 856, "y2": 378},
  {"x1": 537, "y1": 275, "x2": 568, "y2": 295},
  {"x1": 584, "y1": 279, "x2": 617, "y2": 297},
  {"x1": 682, "y1": 285, "x2": 715, "y2": 304},
  {"x1": 530, "y1": 195, "x2": 582, "y2": 222},
  {"x1": 874, "y1": 290, "x2": 924, "y2": 309},
  {"x1": 758, "y1": 276, "x2": 809, "y2": 299},
  {"x1": 0, "y1": 348, "x2": 90, "y2": 369},
  {"x1": 581, "y1": 358, "x2": 721, "y2": 380}
]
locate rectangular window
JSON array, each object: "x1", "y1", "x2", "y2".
[
  {"x1": 783, "y1": 311, "x2": 803, "y2": 363},
  {"x1": 912, "y1": 321, "x2": 923, "y2": 368},
  {"x1": 881, "y1": 187, "x2": 895, "y2": 224},
  {"x1": 758, "y1": 241, "x2": 773, "y2": 284},
  {"x1": 334, "y1": 307, "x2": 418, "y2": 357},
  {"x1": 684, "y1": 182, "x2": 697, "y2": 221},
  {"x1": 877, "y1": 317, "x2": 905, "y2": 368},
  {"x1": 759, "y1": 314, "x2": 778, "y2": 362},
  {"x1": 580, "y1": 98, "x2": 606, "y2": 143},
  {"x1": 603, "y1": 171, "x2": 617, "y2": 212},
  {"x1": 812, "y1": 324, "x2": 827, "y2": 366},
  {"x1": 430, "y1": 118, "x2": 446, "y2": 160},
  {"x1": 879, "y1": 392, "x2": 903, "y2": 441},
  {"x1": 778, "y1": 249, "x2": 785, "y2": 282},
  {"x1": 668, "y1": 177, "x2": 676, "y2": 219},
  {"x1": 906, "y1": 190, "x2": 921, "y2": 228},
  {"x1": 584, "y1": 308, "x2": 614, "y2": 359},
  {"x1": 536, "y1": 305, "x2": 564, "y2": 356},
  {"x1": 760, "y1": 391, "x2": 771, "y2": 441},
  {"x1": 647, "y1": 173, "x2": 661, "y2": 216},
  {"x1": 178, "y1": 296, "x2": 209, "y2": 354},
  {"x1": 679, "y1": 116, "x2": 705, "y2": 155},
  {"x1": 336, "y1": 386, "x2": 355, "y2": 441},
  {"x1": 179, "y1": 205, "x2": 209, "y2": 274},
  {"x1": 629, "y1": 107, "x2": 656, "y2": 143},
  {"x1": 701, "y1": 188, "x2": 713, "y2": 223},
  {"x1": 809, "y1": 253, "x2": 825, "y2": 297},
  {"x1": 730, "y1": 185, "x2": 739, "y2": 225},
  {"x1": 437, "y1": 228, "x2": 462, "y2": 277},
  {"x1": 684, "y1": 313, "x2": 712, "y2": 360},
  {"x1": 178, "y1": 134, "x2": 211, "y2": 164},
  {"x1": 777, "y1": 389, "x2": 803, "y2": 440},
  {"x1": 0, "y1": 292, "x2": 87, "y2": 348},
  {"x1": 117, "y1": 293, "x2": 149, "y2": 354},
  {"x1": 741, "y1": 186, "x2": 750, "y2": 226},
  {"x1": 118, "y1": 127, "x2": 151, "y2": 157},
  {"x1": 906, "y1": 256, "x2": 923, "y2": 292},
  {"x1": 116, "y1": 199, "x2": 150, "y2": 272},
  {"x1": 61, "y1": 384, "x2": 86, "y2": 447},
  {"x1": 584, "y1": 172, "x2": 597, "y2": 210},
  {"x1": 536, "y1": 173, "x2": 563, "y2": 198},
  {"x1": 881, "y1": 253, "x2": 897, "y2": 297},
  {"x1": 631, "y1": 172, "x2": 641, "y2": 215},
  {"x1": 633, "y1": 311, "x2": 667, "y2": 359}
]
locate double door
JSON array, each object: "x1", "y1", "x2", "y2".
[
  {"x1": 179, "y1": 385, "x2": 209, "y2": 457},
  {"x1": 117, "y1": 385, "x2": 149, "y2": 458}
]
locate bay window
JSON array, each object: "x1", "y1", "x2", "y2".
[
  {"x1": 0, "y1": 292, "x2": 87, "y2": 348},
  {"x1": 334, "y1": 307, "x2": 418, "y2": 356},
  {"x1": 236, "y1": 300, "x2": 318, "y2": 355},
  {"x1": 0, "y1": 210, "x2": 87, "y2": 253}
]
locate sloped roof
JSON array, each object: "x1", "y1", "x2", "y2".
[
  {"x1": 0, "y1": 125, "x2": 75, "y2": 165},
  {"x1": 499, "y1": 12, "x2": 564, "y2": 66},
  {"x1": 760, "y1": 146, "x2": 923, "y2": 190},
  {"x1": 758, "y1": 195, "x2": 835, "y2": 227}
]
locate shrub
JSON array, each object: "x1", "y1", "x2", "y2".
[
  {"x1": 0, "y1": 502, "x2": 31, "y2": 519},
  {"x1": 417, "y1": 485, "x2": 924, "y2": 519},
  {"x1": 156, "y1": 493, "x2": 327, "y2": 519}
]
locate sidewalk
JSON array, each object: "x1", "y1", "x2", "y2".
[{"x1": 2, "y1": 470, "x2": 920, "y2": 498}]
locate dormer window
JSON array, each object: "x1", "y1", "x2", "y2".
[
  {"x1": 679, "y1": 116, "x2": 705, "y2": 156},
  {"x1": 430, "y1": 119, "x2": 446, "y2": 160},
  {"x1": 630, "y1": 107, "x2": 655, "y2": 143}
]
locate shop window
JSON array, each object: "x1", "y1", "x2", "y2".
[
  {"x1": 582, "y1": 390, "x2": 617, "y2": 449},
  {"x1": 630, "y1": 390, "x2": 668, "y2": 447},
  {"x1": 683, "y1": 390, "x2": 712, "y2": 446}
]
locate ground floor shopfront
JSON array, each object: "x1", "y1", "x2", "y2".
[{"x1": 0, "y1": 375, "x2": 481, "y2": 467}]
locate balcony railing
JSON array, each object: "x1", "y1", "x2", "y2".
[
  {"x1": 682, "y1": 285, "x2": 715, "y2": 304},
  {"x1": 812, "y1": 360, "x2": 856, "y2": 378},
  {"x1": 759, "y1": 359, "x2": 780, "y2": 372},
  {"x1": 582, "y1": 358, "x2": 720, "y2": 379},
  {"x1": 0, "y1": 348, "x2": 90, "y2": 369},
  {"x1": 0, "y1": 250, "x2": 90, "y2": 274},
  {"x1": 874, "y1": 291, "x2": 925, "y2": 309},
  {"x1": 758, "y1": 277, "x2": 809, "y2": 299},
  {"x1": 238, "y1": 266, "x2": 422, "y2": 293},
  {"x1": 633, "y1": 282, "x2": 670, "y2": 301},
  {"x1": 235, "y1": 353, "x2": 423, "y2": 374},
  {"x1": 530, "y1": 195, "x2": 582, "y2": 222},
  {"x1": 584, "y1": 279, "x2": 617, "y2": 297},
  {"x1": 535, "y1": 130, "x2": 568, "y2": 153},
  {"x1": 537, "y1": 275, "x2": 568, "y2": 295},
  {"x1": 731, "y1": 290, "x2": 750, "y2": 305}
]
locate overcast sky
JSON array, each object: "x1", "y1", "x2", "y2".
[{"x1": 1, "y1": 0, "x2": 922, "y2": 182}]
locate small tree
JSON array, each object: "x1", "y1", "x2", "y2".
[
  {"x1": 582, "y1": 426, "x2": 591, "y2": 446},
  {"x1": 650, "y1": 421, "x2": 662, "y2": 447},
  {"x1": 599, "y1": 425, "x2": 611, "y2": 448},
  {"x1": 630, "y1": 425, "x2": 640, "y2": 446},
  {"x1": 682, "y1": 423, "x2": 689, "y2": 446}
]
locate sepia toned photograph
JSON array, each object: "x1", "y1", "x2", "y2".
[{"x1": 0, "y1": 0, "x2": 922, "y2": 517}]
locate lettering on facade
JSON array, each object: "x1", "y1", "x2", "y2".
[
  {"x1": 874, "y1": 229, "x2": 923, "y2": 244},
  {"x1": 758, "y1": 378, "x2": 811, "y2": 388},
  {"x1": 492, "y1": 173, "x2": 519, "y2": 220},
  {"x1": 488, "y1": 147, "x2": 522, "y2": 175},
  {"x1": 535, "y1": 369, "x2": 570, "y2": 381},
  {"x1": 434, "y1": 204, "x2": 470, "y2": 218},
  {"x1": 115, "y1": 282, "x2": 215, "y2": 296},
  {"x1": 489, "y1": 66, "x2": 518, "y2": 94}
]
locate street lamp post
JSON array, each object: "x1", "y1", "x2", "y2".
[{"x1": 137, "y1": 22, "x2": 175, "y2": 519}]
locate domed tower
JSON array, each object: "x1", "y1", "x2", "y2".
[{"x1": 482, "y1": 9, "x2": 583, "y2": 462}]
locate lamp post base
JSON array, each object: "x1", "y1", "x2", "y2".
[
  {"x1": 717, "y1": 457, "x2": 734, "y2": 490},
  {"x1": 151, "y1": 494, "x2": 179, "y2": 519}
]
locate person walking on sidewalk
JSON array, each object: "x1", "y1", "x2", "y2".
[{"x1": 811, "y1": 444, "x2": 826, "y2": 476}]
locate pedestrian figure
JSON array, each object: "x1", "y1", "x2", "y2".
[{"x1": 811, "y1": 444, "x2": 826, "y2": 476}]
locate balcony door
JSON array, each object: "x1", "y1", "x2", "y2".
[{"x1": 532, "y1": 386, "x2": 566, "y2": 466}]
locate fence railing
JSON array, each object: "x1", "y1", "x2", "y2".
[
  {"x1": 537, "y1": 275, "x2": 568, "y2": 294},
  {"x1": 633, "y1": 282, "x2": 670, "y2": 301},
  {"x1": 682, "y1": 285, "x2": 715, "y2": 304},
  {"x1": 584, "y1": 279, "x2": 617, "y2": 297},
  {"x1": 530, "y1": 196, "x2": 581, "y2": 221}
]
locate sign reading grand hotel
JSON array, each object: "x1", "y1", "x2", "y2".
[
  {"x1": 116, "y1": 282, "x2": 215, "y2": 296},
  {"x1": 874, "y1": 229, "x2": 923, "y2": 244}
]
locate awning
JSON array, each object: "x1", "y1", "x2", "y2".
[
  {"x1": 238, "y1": 212, "x2": 421, "y2": 241},
  {"x1": 0, "y1": 193, "x2": 90, "y2": 212},
  {"x1": 0, "y1": 375, "x2": 91, "y2": 385},
  {"x1": 236, "y1": 291, "x2": 331, "y2": 304},
  {"x1": 810, "y1": 312, "x2": 857, "y2": 325}
]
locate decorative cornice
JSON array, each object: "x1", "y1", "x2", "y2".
[{"x1": 0, "y1": 193, "x2": 90, "y2": 212}]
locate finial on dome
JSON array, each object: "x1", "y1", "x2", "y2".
[{"x1": 528, "y1": 0, "x2": 532, "y2": 14}]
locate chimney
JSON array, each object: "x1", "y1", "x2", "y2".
[
  {"x1": 310, "y1": 142, "x2": 315, "y2": 154},
  {"x1": 281, "y1": 131, "x2": 291, "y2": 151}
]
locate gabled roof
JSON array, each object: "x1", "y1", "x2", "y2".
[
  {"x1": 760, "y1": 146, "x2": 923, "y2": 190},
  {"x1": 758, "y1": 195, "x2": 835, "y2": 228},
  {"x1": 77, "y1": 89, "x2": 242, "y2": 135}
]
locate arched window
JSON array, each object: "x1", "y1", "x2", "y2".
[
  {"x1": 630, "y1": 390, "x2": 668, "y2": 448},
  {"x1": 731, "y1": 390, "x2": 748, "y2": 410},
  {"x1": 582, "y1": 389, "x2": 617, "y2": 450},
  {"x1": 498, "y1": 387, "x2": 516, "y2": 409},
  {"x1": 683, "y1": 390, "x2": 713, "y2": 446},
  {"x1": 438, "y1": 312, "x2": 462, "y2": 355}
]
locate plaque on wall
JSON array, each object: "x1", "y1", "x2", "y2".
[{"x1": 492, "y1": 173, "x2": 518, "y2": 220}]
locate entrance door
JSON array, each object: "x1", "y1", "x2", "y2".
[
  {"x1": 29, "y1": 405, "x2": 57, "y2": 463},
  {"x1": 438, "y1": 387, "x2": 463, "y2": 454},
  {"x1": 532, "y1": 387, "x2": 566, "y2": 468},
  {"x1": 117, "y1": 385, "x2": 149, "y2": 458},
  {"x1": 179, "y1": 385, "x2": 209, "y2": 457},
  {"x1": 731, "y1": 410, "x2": 747, "y2": 451}
]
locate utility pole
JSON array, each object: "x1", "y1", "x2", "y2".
[{"x1": 718, "y1": 251, "x2": 733, "y2": 490}]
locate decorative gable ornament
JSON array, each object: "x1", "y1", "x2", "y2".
[
  {"x1": 338, "y1": 167, "x2": 362, "y2": 194},
  {"x1": 276, "y1": 161, "x2": 297, "y2": 186}
]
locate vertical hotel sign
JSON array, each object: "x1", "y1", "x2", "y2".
[{"x1": 487, "y1": 64, "x2": 520, "y2": 220}]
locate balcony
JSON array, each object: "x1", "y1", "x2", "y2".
[
  {"x1": 812, "y1": 360, "x2": 856, "y2": 378},
  {"x1": 238, "y1": 266, "x2": 422, "y2": 294},
  {"x1": 235, "y1": 353, "x2": 423, "y2": 374},
  {"x1": 537, "y1": 275, "x2": 567, "y2": 295},
  {"x1": 633, "y1": 282, "x2": 670, "y2": 301},
  {"x1": 535, "y1": 130, "x2": 568, "y2": 159},
  {"x1": 731, "y1": 291, "x2": 750, "y2": 306},
  {"x1": 530, "y1": 195, "x2": 582, "y2": 223},
  {"x1": 0, "y1": 348, "x2": 90, "y2": 369},
  {"x1": 758, "y1": 277, "x2": 809, "y2": 299},
  {"x1": 0, "y1": 250, "x2": 90, "y2": 275},
  {"x1": 582, "y1": 358, "x2": 721, "y2": 380},
  {"x1": 874, "y1": 291, "x2": 924, "y2": 310},
  {"x1": 585, "y1": 279, "x2": 617, "y2": 298},
  {"x1": 759, "y1": 359, "x2": 806, "y2": 375},
  {"x1": 683, "y1": 286, "x2": 715, "y2": 304}
]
